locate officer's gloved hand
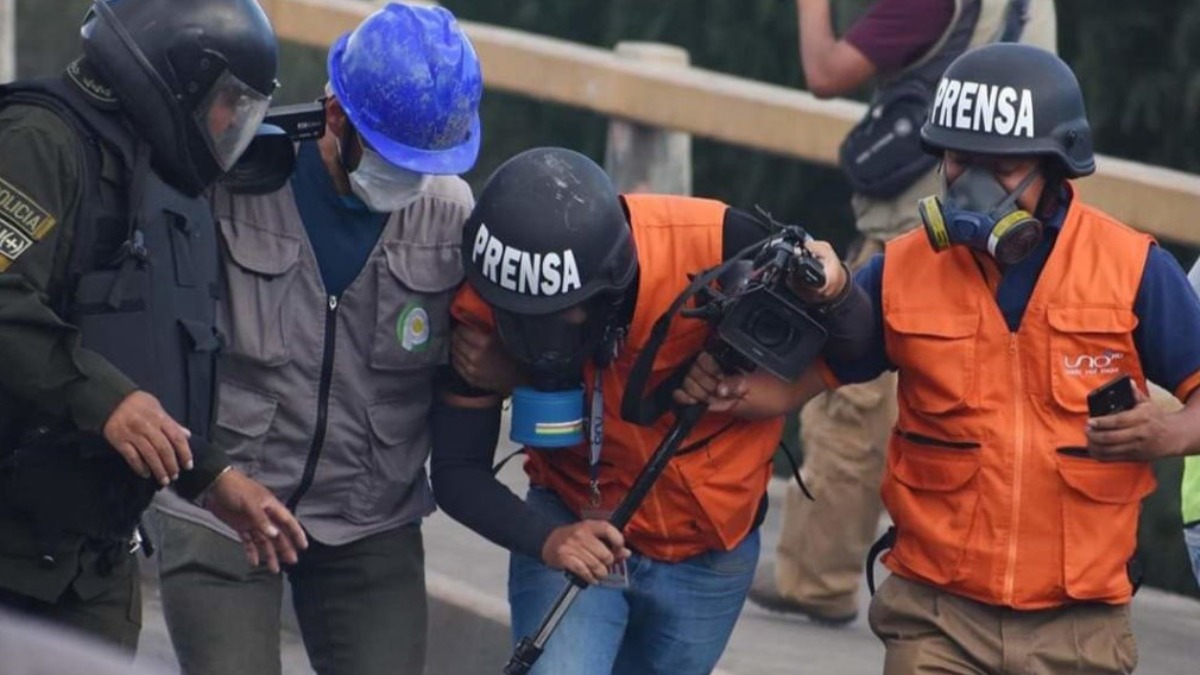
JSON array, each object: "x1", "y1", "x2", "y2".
[{"x1": 103, "y1": 391, "x2": 193, "y2": 487}]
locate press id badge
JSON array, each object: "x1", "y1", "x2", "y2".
[{"x1": 580, "y1": 507, "x2": 629, "y2": 589}]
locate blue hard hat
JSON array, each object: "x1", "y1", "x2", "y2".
[{"x1": 328, "y1": 3, "x2": 482, "y2": 175}]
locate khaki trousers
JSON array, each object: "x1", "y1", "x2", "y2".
[
  {"x1": 776, "y1": 370, "x2": 897, "y2": 617},
  {"x1": 773, "y1": 225, "x2": 903, "y2": 617},
  {"x1": 869, "y1": 575, "x2": 1137, "y2": 674}
]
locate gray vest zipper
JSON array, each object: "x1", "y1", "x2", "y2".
[{"x1": 287, "y1": 294, "x2": 339, "y2": 511}]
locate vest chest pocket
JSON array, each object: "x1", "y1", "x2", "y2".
[
  {"x1": 371, "y1": 240, "x2": 463, "y2": 372},
  {"x1": 885, "y1": 312, "x2": 979, "y2": 413},
  {"x1": 1047, "y1": 307, "x2": 1139, "y2": 413},
  {"x1": 218, "y1": 220, "x2": 301, "y2": 367}
]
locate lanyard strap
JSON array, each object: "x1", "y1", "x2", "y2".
[{"x1": 587, "y1": 367, "x2": 605, "y2": 506}]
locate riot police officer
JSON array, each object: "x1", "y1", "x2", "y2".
[{"x1": 0, "y1": 0, "x2": 304, "y2": 653}]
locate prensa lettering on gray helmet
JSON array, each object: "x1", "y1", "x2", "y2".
[
  {"x1": 930, "y1": 77, "x2": 1036, "y2": 139},
  {"x1": 471, "y1": 222, "x2": 583, "y2": 296}
]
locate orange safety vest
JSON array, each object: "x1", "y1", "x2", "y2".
[
  {"x1": 880, "y1": 197, "x2": 1157, "y2": 609},
  {"x1": 452, "y1": 194, "x2": 783, "y2": 562}
]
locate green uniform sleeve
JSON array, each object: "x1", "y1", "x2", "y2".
[{"x1": 0, "y1": 104, "x2": 136, "y2": 433}]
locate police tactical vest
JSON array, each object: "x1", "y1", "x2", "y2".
[{"x1": 0, "y1": 78, "x2": 219, "y2": 543}]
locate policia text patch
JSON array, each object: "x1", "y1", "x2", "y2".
[{"x1": 0, "y1": 176, "x2": 57, "y2": 272}]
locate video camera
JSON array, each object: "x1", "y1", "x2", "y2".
[
  {"x1": 692, "y1": 210, "x2": 829, "y2": 382},
  {"x1": 219, "y1": 101, "x2": 326, "y2": 195},
  {"x1": 620, "y1": 208, "x2": 829, "y2": 426}
]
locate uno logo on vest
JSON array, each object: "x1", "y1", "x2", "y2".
[
  {"x1": 1062, "y1": 350, "x2": 1125, "y2": 377},
  {"x1": 929, "y1": 77, "x2": 1036, "y2": 139},
  {"x1": 471, "y1": 222, "x2": 582, "y2": 296}
]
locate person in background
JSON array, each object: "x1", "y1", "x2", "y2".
[{"x1": 1184, "y1": 259, "x2": 1200, "y2": 590}]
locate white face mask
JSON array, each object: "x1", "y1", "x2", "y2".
[{"x1": 338, "y1": 139, "x2": 430, "y2": 213}]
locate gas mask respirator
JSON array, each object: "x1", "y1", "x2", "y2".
[
  {"x1": 917, "y1": 165, "x2": 1044, "y2": 266},
  {"x1": 496, "y1": 294, "x2": 625, "y2": 449}
]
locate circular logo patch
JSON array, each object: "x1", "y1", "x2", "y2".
[{"x1": 397, "y1": 305, "x2": 431, "y2": 352}]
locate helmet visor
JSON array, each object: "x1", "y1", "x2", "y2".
[{"x1": 195, "y1": 70, "x2": 272, "y2": 172}]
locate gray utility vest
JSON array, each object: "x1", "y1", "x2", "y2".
[
  {"x1": 156, "y1": 172, "x2": 473, "y2": 545},
  {"x1": 0, "y1": 78, "x2": 219, "y2": 552},
  {"x1": 839, "y1": 0, "x2": 1033, "y2": 199}
]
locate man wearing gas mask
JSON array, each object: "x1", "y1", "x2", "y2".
[
  {"x1": 430, "y1": 146, "x2": 873, "y2": 675},
  {"x1": 0, "y1": 0, "x2": 296, "y2": 653},
  {"x1": 676, "y1": 43, "x2": 1200, "y2": 674},
  {"x1": 148, "y1": 4, "x2": 481, "y2": 674},
  {"x1": 757, "y1": 0, "x2": 1058, "y2": 627}
]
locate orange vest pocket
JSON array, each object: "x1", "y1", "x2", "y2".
[
  {"x1": 1046, "y1": 307, "x2": 1140, "y2": 413},
  {"x1": 1055, "y1": 451, "x2": 1155, "y2": 601},
  {"x1": 883, "y1": 432, "x2": 983, "y2": 585},
  {"x1": 672, "y1": 445, "x2": 767, "y2": 554},
  {"x1": 885, "y1": 312, "x2": 978, "y2": 414}
]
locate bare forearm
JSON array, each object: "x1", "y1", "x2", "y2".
[
  {"x1": 729, "y1": 366, "x2": 828, "y2": 420},
  {"x1": 1169, "y1": 390, "x2": 1200, "y2": 458},
  {"x1": 797, "y1": 0, "x2": 838, "y2": 61},
  {"x1": 795, "y1": 0, "x2": 876, "y2": 97},
  {"x1": 797, "y1": 0, "x2": 838, "y2": 94}
]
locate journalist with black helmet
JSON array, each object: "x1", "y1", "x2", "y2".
[
  {"x1": 677, "y1": 43, "x2": 1200, "y2": 674},
  {"x1": 0, "y1": 0, "x2": 304, "y2": 652},
  {"x1": 431, "y1": 146, "x2": 873, "y2": 674}
]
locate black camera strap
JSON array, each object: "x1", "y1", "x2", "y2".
[{"x1": 620, "y1": 242, "x2": 761, "y2": 426}]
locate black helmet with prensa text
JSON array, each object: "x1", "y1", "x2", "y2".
[
  {"x1": 921, "y1": 43, "x2": 1094, "y2": 178},
  {"x1": 462, "y1": 147, "x2": 638, "y2": 377},
  {"x1": 81, "y1": 0, "x2": 279, "y2": 195},
  {"x1": 463, "y1": 147, "x2": 637, "y2": 316}
]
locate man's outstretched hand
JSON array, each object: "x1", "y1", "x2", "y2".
[{"x1": 204, "y1": 468, "x2": 309, "y2": 573}]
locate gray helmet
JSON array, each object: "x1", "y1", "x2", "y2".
[
  {"x1": 82, "y1": 0, "x2": 279, "y2": 195},
  {"x1": 921, "y1": 43, "x2": 1094, "y2": 178}
]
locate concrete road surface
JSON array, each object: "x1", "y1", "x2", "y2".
[{"x1": 132, "y1": 421, "x2": 1200, "y2": 674}]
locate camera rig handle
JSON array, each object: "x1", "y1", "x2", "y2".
[{"x1": 504, "y1": 401, "x2": 709, "y2": 675}]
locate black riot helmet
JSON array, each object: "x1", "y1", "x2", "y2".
[
  {"x1": 920, "y1": 43, "x2": 1094, "y2": 178},
  {"x1": 81, "y1": 0, "x2": 279, "y2": 196},
  {"x1": 463, "y1": 147, "x2": 638, "y2": 379}
]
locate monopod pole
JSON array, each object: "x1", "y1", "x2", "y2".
[{"x1": 502, "y1": 402, "x2": 707, "y2": 675}]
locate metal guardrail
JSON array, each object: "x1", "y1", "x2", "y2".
[{"x1": 261, "y1": 0, "x2": 1200, "y2": 245}]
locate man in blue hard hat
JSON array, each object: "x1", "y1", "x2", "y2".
[{"x1": 149, "y1": 4, "x2": 482, "y2": 674}]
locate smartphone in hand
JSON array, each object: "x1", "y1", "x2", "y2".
[{"x1": 1087, "y1": 374, "x2": 1137, "y2": 418}]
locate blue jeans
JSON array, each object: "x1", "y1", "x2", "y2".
[
  {"x1": 1186, "y1": 524, "x2": 1200, "y2": 591},
  {"x1": 508, "y1": 487, "x2": 759, "y2": 675}
]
